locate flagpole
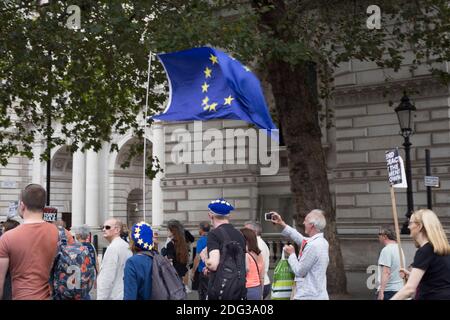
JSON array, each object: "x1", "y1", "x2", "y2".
[{"x1": 143, "y1": 51, "x2": 152, "y2": 222}]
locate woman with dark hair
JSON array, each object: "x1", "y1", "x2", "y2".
[
  {"x1": 162, "y1": 221, "x2": 189, "y2": 279},
  {"x1": 240, "y1": 228, "x2": 265, "y2": 300}
]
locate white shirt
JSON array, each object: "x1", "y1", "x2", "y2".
[
  {"x1": 257, "y1": 236, "x2": 271, "y2": 285},
  {"x1": 97, "y1": 237, "x2": 132, "y2": 300},
  {"x1": 282, "y1": 225, "x2": 329, "y2": 300}
]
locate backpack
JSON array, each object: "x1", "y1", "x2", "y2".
[
  {"x1": 207, "y1": 227, "x2": 247, "y2": 300},
  {"x1": 141, "y1": 250, "x2": 186, "y2": 300},
  {"x1": 51, "y1": 227, "x2": 96, "y2": 300}
]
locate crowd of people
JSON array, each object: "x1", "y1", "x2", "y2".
[{"x1": 0, "y1": 183, "x2": 450, "y2": 300}]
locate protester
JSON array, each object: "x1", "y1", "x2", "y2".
[
  {"x1": 0, "y1": 184, "x2": 59, "y2": 300},
  {"x1": 123, "y1": 222, "x2": 154, "y2": 300},
  {"x1": 244, "y1": 221, "x2": 271, "y2": 299},
  {"x1": 161, "y1": 220, "x2": 189, "y2": 281},
  {"x1": 192, "y1": 221, "x2": 210, "y2": 300},
  {"x1": 1, "y1": 219, "x2": 20, "y2": 300},
  {"x1": 376, "y1": 225, "x2": 404, "y2": 300},
  {"x1": 72, "y1": 223, "x2": 99, "y2": 300},
  {"x1": 97, "y1": 218, "x2": 132, "y2": 300},
  {"x1": 241, "y1": 228, "x2": 265, "y2": 300},
  {"x1": 200, "y1": 198, "x2": 246, "y2": 300},
  {"x1": 73, "y1": 224, "x2": 99, "y2": 273},
  {"x1": 391, "y1": 209, "x2": 450, "y2": 300},
  {"x1": 270, "y1": 209, "x2": 329, "y2": 300}
]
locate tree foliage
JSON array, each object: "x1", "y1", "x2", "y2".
[{"x1": 1, "y1": 0, "x2": 449, "y2": 165}]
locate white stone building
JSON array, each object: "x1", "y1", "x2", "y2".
[{"x1": 1, "y1": 54, "x2": 449, "y2": 298}]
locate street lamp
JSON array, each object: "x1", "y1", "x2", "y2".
[{"x1": 395, "y1": 92, "x2": 416, "y2": 234}]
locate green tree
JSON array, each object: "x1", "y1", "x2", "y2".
[{"x1": 0, "y1": 0, "x2": 166, "y2": 168}]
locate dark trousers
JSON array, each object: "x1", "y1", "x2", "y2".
[
  {"x1": 263, "y1": 284, "x2": 271, "y2": 300},
  {"x1": 198, "y1": 272, "x2": 209, "y2": 300},
  {"x1": 376, "y1": 291, "x2": 397, "y2": 300}
]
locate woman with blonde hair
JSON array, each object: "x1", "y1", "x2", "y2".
[{"x1": 391, "y1": 209, "x2": 450, "y2": 300}]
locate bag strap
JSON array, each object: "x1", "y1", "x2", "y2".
[
  {"x1": 248, "y1": 252, "x2": 264, "y2": 299},
  {"x1": 56, "y1": 226, "x2": 67, "y2": 246},
  {"x1": 140, "y1": 250, "x2": 155, "y2": 258},
  {"x1": 248, "y1": 253, "x2": 261, "y2": 285},
  {"x1": 218, "y1": 225, "x2": 231, "y2": 246}
]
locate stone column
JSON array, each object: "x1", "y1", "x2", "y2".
[
  {"x1": 85, "y1": 149, "x2": 99, "y2": 227},
  {"x1": 32, "y1": 142, "x2": 43, "y2": 185},
  {"x1": 152, "y1": 123, "x2": 165, "y2": 227},
  {"x1": 71, "y1": 149, "x2": 86, "y2": 227}
]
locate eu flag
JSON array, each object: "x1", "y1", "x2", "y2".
[{"x1": 153, "y1": 47, "x2": 277, "y2": 132}]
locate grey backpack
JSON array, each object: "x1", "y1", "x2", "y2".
[{"x1": 142, "y1": 251, "x2": 186, "y2": 300}]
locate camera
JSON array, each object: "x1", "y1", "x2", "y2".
[{"x1": 264, "y1": 212, "x2": 273, "y2": 221}]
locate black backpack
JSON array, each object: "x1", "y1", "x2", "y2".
[
  {"x1": 141, "y1": 250, "x2": 186, "y2": 300},
  {"x1": 207, "y1": 227, "x2": 247, "y2": 300}
]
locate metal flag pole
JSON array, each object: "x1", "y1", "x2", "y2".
[{"x1": 143, "y1": 51, "x2": 152, "y2": 222}]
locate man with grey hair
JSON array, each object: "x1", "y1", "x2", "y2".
[
  {"x1": 73, "y1": 224, "x2": 99, "y2": 273},
  {"x1": 270, "y1": 209, "x2": 329, "y2": 300},
  {"x1": 244, "y1": 221, "x2": 271, "y2": 299},
  {"x1": 376, "y1": 225, "x2": 404, "y2": 300},
  {"x1": 72, "y1": 224, "x2": 99, "y2": 299},
  {"x1": 97, "y1": 218, "x2": 132, "y2": 300}
]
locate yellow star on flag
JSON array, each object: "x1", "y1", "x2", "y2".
[
  {"x1": 137, "y1": 239, "x2": 144, "y2": 245},
  {"x1": 134, "y1": 232, "x2": 140, "y2": 239},
  {"x1": 204, "y1": 67, "x2": 212, "y2": 78},
  {"x1": 203, "y1": 104, "x2": 210, "y2": 111},
  {"x1": 209, "y1": 54, "x2": 218, "y2": 65},
  {"x1": 143, "y1": 243, "x2": 149, "y2": 249},
  {"x1": 209, "y1": 103, "x2": 218, "y2": 112},
  {"x1": 134, "y1": 227, "x2": 141, "y2": 234},
  {"x1": 202, "y1": 96, "x2": 209, "y2": 106},
  {"x1": 224, "y1": 95, "x2": 234, "y2": 106},
  {"x1": 201, "y1": 82, "x2": 209, "y2": 93}
]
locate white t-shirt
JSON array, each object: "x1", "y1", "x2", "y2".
[
  {"x1": 257, "y1": 236, "x2": 271, "y2": 285},
  {"x1": 377, "y1": 243, "x2": 404, "y2": 292}
]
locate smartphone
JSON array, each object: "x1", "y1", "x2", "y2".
[{"x1": 264, "y1": 212, "x2": 273, "y2": 221}]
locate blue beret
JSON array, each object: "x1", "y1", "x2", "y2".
[
  {"x1": 131, "y1": 222, "x2": 153, "y2": 251},
  {"x1": 208, "y1": 198, "x2": 234, "y2": 215}
]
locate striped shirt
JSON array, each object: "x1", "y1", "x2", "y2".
[{"x1": 282, "y1": 225, "x2": 329, "y2": 300}]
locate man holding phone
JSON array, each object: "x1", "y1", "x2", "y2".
[{"x1": 269, "y1": 209, "x2": 329, "y2": 300}]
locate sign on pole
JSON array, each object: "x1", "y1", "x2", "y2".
[
  {"x1": 424, "y1": 176, "x2": 440, "y2": 188},
  {"x1": 385, "y1": 148, "x2": 406, "y2": 273},
  {"x1": 386, "y1": 149, "x2": 404, "y2": 185}
]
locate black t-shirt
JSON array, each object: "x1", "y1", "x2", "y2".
[
  {"x1": 412, "y1": 242, "x2": 450, "y2": 300},
  {"x1": 163, "y1": 240, "x2": 188, "y2": 278},
  {"x1": 207, "y1": 223, "x2": 246, "y2": 283}
]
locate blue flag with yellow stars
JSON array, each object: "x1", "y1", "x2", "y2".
[{"x1": 153, "y1": 47, "x2": 278, "y2": 132}]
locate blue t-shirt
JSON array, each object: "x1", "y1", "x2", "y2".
[
  {"x1": 123, "y1": 253, "x2": 153, "y2": 300},
  {"x1": 196, "y1": 235, "x2": 208, "y2": 272}
]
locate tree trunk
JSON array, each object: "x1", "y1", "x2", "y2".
[
  {"x1": 266, "y1": 58, "x2": 347, "y2": 295},
  {"x1": 254, "y1": 0, "x2": 347, "y2": 296}
]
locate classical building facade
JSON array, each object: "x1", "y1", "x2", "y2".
[{"x1": 1, "y1": 56, "x2": 449, "y2": 297}]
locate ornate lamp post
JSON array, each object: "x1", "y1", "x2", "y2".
[{"x1": 395, "y1": 93, "x2": 416, "y2": 234}]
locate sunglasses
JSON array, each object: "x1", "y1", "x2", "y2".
[{"x1": 102, "y1": 225, "x2": 112, "y2": 230}]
